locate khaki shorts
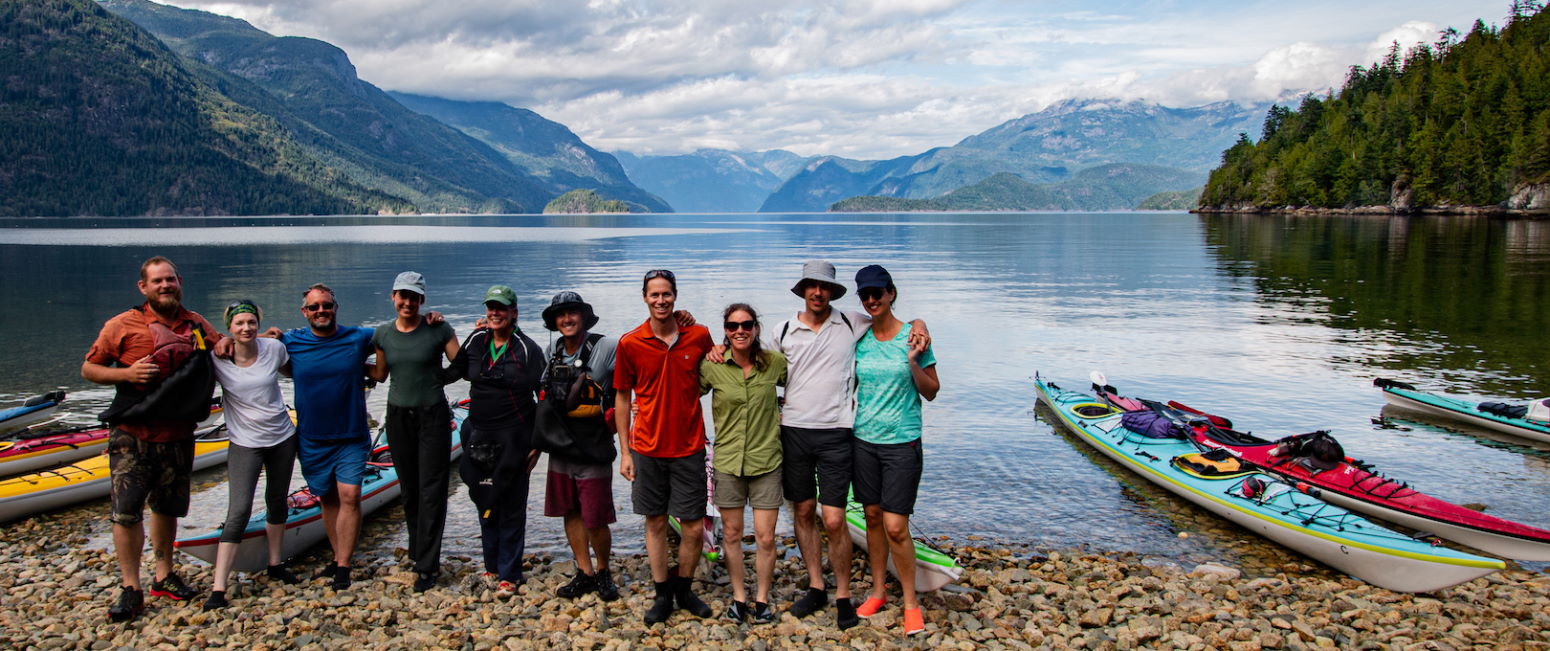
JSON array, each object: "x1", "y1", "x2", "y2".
[{"x1": 713, "y1": 467, "x2": 783, "y2": 510}]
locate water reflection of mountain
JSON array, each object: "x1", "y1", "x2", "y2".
[{"x1": 1199, "y1": 214, "x2": 1550, "y2": 395}]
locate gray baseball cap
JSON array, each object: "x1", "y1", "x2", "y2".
[{"x1": 392, "y1": 271, "x2": 426, "y2": 296}]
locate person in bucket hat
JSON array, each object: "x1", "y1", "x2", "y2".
[{"x1": 538, "y1": 291, "x2": 622, "y2": 602}]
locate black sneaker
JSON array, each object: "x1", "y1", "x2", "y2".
[
  {"x1": 149, "y1": 573, "x2": 198, "y2": 601},
  {"x1": 314, "y1": 564, "x2": 338, "y2": 581},
  {"x1": 594, "y1": 567, "x2": 620, "y2": 602},
  {"x1": 751, "y1": 601, "x2": 776, "y2": 624},
  {"x1": 331, "y1": 566, "x2": 352, "y2": 590},
  {"x1": 673, "y1": 576, "x2": 711, "y2": 618},
  {"x1": 556, "y1": 570, "x2": 596, "y2": 599},
  {"x1": 108, "y1": 586, "x2": 144, "y2": 622},
  {"x1": 723, "y1": 600, "x2": 749, "y2": 623},
  {"x1": 789, "y1": 587, "x2": 828, "y2": 618},
  {"x1": 267, "y1": 564, "x2": 301, "y2": 585},
  {"x1": 202, "y1": 591, "x2": 229, "y2": 611},
  {"x1": 835, "y1": 597, "x2": 859, "y2": 630},
  {"x1": 644, "y1": 581, "x2": 674, "y2": 625},
  {"x1": 413, "y1": 572, "x2": 437, "y2": 593}
]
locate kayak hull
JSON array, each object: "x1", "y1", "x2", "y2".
[
  {"x1": 1037, "y1": 376, "x2": 1501, "y2": 593},
  {"x1": 844, "y1": 502, "x2": 963, "y2": 592},
  {"x1": 1378, "y1": 383, "x2": 1550, "y2": 446},
  {"x1": 0, "y1": 429, "x2": 229, "y2": 522},
  {"x1": 175, "y1": 403, "x2": 465, "y2": 572},
  {"x1": 0, "y1": 404, "x2": 61, "y2": 436}
]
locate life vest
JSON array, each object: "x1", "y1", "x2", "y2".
[
  {"x1": 97, "y1": 306, "x2": 217, "y2": 427},
  {"x1": 1172, "y1": 448, "x2": 1253, "y2": 479}
]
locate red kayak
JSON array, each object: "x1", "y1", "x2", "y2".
[
  {"x1": 0, "y1": 426, "x2": 110, "y2": 477},
  {"x1": 1093, "y1": 382, "x2": 1550, "y2": 561}
]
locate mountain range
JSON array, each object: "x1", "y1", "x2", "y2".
[
  {"x1": 761, "y1": 99, "x2": 1266, "y2": 212},
  {"x1": 831, "y1": 164, "x2": 1204, "y2": 212}
]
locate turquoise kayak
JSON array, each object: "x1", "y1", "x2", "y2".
[
  {"x1": 1376, "y1": 378, "x2": 1550, "y2": 446},
  {"x1": 1036, "y1": 374, "x2": 1502, "y2": 593}
]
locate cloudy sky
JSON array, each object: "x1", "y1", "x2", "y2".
[{"x1": 167, "y1": 0, "x2": 1491, "y2": 159}]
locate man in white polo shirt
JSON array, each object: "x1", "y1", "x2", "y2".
[{"x1": 768, "y1": 260, "x2": 927, "y2": 629}]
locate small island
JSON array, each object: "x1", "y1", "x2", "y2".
[{"x1": 541, "y1": 189, "x2": 643, "y2": 214}]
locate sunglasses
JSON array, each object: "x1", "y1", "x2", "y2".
[
  {"x1": 857, "y1": 287, "x2": 886, "y2": 301},
  {"x1": 303, "y1": 301, "x2": 337, "y2": 312},
  {"x1": 644, "y1": 269, "x2": 676, "y2": 282},
  {"x1": 724, "y1": 320, "x2": 757, "y2": 332}
]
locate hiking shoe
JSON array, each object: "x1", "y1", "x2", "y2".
[
  {"x1": 556, "y1": 570, "x2": 596, "y2": 599},
  {"x1": 789, "y1": 587, "x2": 827, "y2": 618},
  {"x1": 494, "y1": 580, "x2": 518, "y2": 599},
  {"x1": 413, "y1": 572, "x2": 437, "y2": 593},
  {"x1": 723, "y1": 600, "x2": 749, "y2": 622},
  {"x1": 149, "y1": 573, "x2": 198, "y2": 601},
  {"x1": 751, "y1": 601, "x2": 775, "y2": 624},
  {"x1": 202, "y1": 591, "x2": 229, "y2": 611},
  {"x1": 594, "y1": 567, "x2": 620, "y2": 602},
  {"x1": 903, "y1": 607, "x2": 925, "y2": 636},
  {"x1": 673, "y1": 576, "x2": 711, "y2": 618},
  {"x1": 835, "y1": 597, "x2": 858, "y2": 630},
  {"x1": 266, "y1": 564, "x2": 301, "y2": 585},
  {"x1": 857, "y1": 596, "x2": 886, "y2": 618},
  {"x1": 331, "y1": 566, "x2": 352, "y2": 590},
  {"x1": 107, "y1": 586, "x2": 144, "y2": 622},
  {"x1": 644, "y1": 581, "x2": 674, "y2": 625}
]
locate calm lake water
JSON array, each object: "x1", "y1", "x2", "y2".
[{"x1": 3, "y1": 212, "x2": 1548, "y2": 571}]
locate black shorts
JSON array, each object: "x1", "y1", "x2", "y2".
[
  {"x1": 631, "y1": 449, "x2": 707, "y2": 520},
  {"x1": 108, "y1": 429, "x2": 194, "y2": 525},
  {"x1": 780, "y1": 426, "x2": 853, "y2": 508},
  {"x1": 851, "y1": 438, "x2": 923, "y2": 515}
]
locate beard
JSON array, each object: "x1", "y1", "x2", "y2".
[{"x1": 147, "y1": 288, "x2": 182, "y2": 313}]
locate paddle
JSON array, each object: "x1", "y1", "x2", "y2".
[{"x1": 1165, "y1": 400, "x2": 1234, "y2": 429}]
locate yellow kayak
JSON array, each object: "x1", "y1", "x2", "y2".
[{"x1": 0, "y1": 425, "x2": 229, "y2": 522}]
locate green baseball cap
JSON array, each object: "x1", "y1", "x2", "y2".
[{"x1": 483, "y1": 285, "x2": 516, "y2": 307}]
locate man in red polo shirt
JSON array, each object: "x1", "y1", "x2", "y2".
[{"x1": 614, "y1": 269, "x2": 715, "y2": 624}]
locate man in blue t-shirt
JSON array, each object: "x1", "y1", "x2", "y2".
[{"x1": 281, "y1": 283, "x2": 375, "y2": 590}]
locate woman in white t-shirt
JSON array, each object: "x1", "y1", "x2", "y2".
[{"x1": 203, "y1": 300, "x2": 301, "y2": 611}]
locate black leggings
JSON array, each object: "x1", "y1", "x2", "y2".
[{"x1": 219, "y1": 436, "x2": 298, "y2": 543}]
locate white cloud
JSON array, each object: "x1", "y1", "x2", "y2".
[{"x1": 158, "y1": 0, "x2": 1490, "y2": 159}]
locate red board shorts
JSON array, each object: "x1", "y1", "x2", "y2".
[{"x1": 544, "y1": 457, "x2": 617, "y2": 529}]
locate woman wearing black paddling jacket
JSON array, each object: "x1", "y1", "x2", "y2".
[
  {"x1": 849, "y1": 265, "x2": 939, "y2": 636},
  {"x1": 441, "y1": 285, "x2": 544, "y2": 598}
]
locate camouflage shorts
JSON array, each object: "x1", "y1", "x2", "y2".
[{"x1": 108, "y1": 429, "x2": 193, "y2": 526}]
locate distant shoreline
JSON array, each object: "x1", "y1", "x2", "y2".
[{"x1": 1193, "y1": 206, "x2": 1550, "y2": 218}]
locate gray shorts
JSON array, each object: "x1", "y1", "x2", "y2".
[
  {"x1": 713, "y1": 467, "x2": 783, "y2": 510},
  {"x1": 630, "y1": 449, "x2": 707, "y2": 520}
]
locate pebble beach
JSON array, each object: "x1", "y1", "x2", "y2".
[{"x1": 3, "y1": 495, "x2": 1549, "y2": 651}]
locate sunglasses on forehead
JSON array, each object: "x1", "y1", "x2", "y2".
[{"x1": 644, "y1": 269, "x2": 676, "y2": 282}]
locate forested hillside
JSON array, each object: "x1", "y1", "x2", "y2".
[
  {"x1": 0, "y1": 0, "x2": 400, "y2": 216},
  {"x1": 1201, "y1": 5, "x2": 1550, "y2": 212}
]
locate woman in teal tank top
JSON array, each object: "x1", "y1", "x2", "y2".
[{"x1": 850, "y1": 265, "x2": 939, "y2": 636}]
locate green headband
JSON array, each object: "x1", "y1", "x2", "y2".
[{"x1": 224, "y1": 300, "x2": 261, "y2": 329}]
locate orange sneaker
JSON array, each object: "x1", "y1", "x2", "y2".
[
  {"x1": 857, "y1": 597, "x2": 886, "y2": 618},
  {"x1": 903, "y1": 607, "x2": 925, "y2": 636}
]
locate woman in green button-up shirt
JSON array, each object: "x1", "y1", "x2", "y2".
[{"x1": 699, "y1": 303, "x2": 788, "y2": 624}]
